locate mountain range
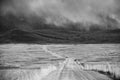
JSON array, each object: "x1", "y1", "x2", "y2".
[{"x1": 0, "y1": 14, "x2": 120, "y2": 44}]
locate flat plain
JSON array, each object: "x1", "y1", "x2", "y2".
[{"x1": 0, "y1": 44, "x2": 120, "y2": 80}]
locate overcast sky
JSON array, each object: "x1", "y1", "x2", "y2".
[{"x1": 1, "y1": 0, "x2": 120, "y2": 25}]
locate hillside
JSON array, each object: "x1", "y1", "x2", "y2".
[{"x1": 0, "y1": 14, "x2": 120, "y2": 44}]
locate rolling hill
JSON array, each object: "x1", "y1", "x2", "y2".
[{"x1": 0, "y1": 14, "x2": 120, "y2": 44}]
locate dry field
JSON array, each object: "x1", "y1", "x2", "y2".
[{"x1": 0, "y1": 44, "x2": 120, "y2": 80}]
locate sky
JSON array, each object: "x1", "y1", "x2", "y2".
[{"x1": 0, "y1": 0, "x2": 120, "y2": 26}]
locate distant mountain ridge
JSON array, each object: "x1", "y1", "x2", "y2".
[{"x1": 0, "y1": 14, "x2": 120, "y2": 44}]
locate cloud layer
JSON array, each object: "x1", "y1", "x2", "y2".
[{"x1": 1, "y1": 0, "x2": 120, "y2": 25}]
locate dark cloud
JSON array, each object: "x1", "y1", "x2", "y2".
[{"x1": 0, "y1": 0, "x2": 120, "y2": 27}]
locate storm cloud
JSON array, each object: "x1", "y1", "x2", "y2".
[{"x1": 0, "y1": 0, "x2": 120, "y2": 25}]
